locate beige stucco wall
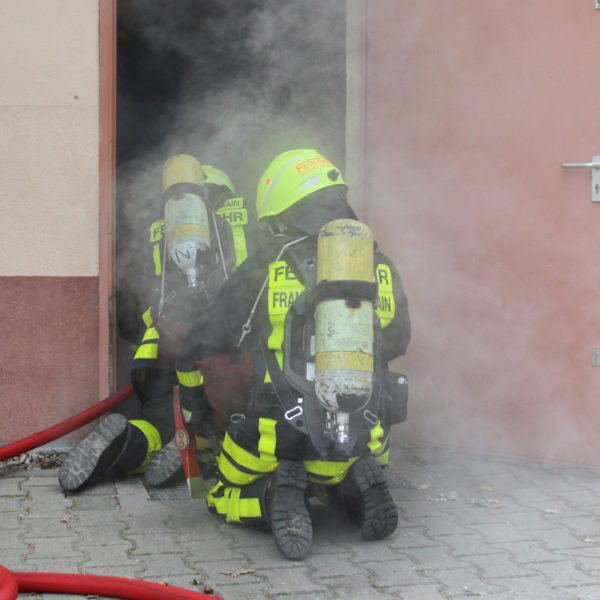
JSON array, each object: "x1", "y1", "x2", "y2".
[
  {"x1": 0, "y1": 0, "x2": 101, "y2": 442},
  {"x1": 0, "y1": 0, "x2": 99, "y2": 276}
]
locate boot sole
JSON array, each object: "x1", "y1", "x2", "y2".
[
  {"x1": 58, "y1": 414, "x2": 129, "y2": 492},
  {"x1": 144, "y1": 439, "x2": 183, "y2": 487},
  {"x1": 352, "y1": 456, "x2": 398, "y2": 540},
  {"x1": 270, "y1": 461, "x2": 312, "y2": 560}
]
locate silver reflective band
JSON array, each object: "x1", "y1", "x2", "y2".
[{"x1": 259, "y1": 153, "x2": 302, "y2": 215}]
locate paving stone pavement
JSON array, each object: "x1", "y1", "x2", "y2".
[{"x1": 3, "y1": 442, "x2": 600, "y2": 599}]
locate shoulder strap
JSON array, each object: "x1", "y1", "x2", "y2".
[{"x1": 234, "y1": 235, "x2": 309, "y2": 348}]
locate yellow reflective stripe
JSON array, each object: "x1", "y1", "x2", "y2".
[
  {"x1": 127, "y1": 420, "x2": 162, "y2": 474},
  {"x1": 374, "y1": 264, "x2": 395, "y2": 328},
  {"x1": 266, "y1": 260, "x2": 306, "y2": 372},
  {"x1": 134, "y1": 343, "x2": 158, "y2": 360},
  {"x1": 153, "y1": 243, "x2": 162, "y2": 277},
  {"x1": 367, "y1": 421, "x2": 385, "y2": 456},
  {"x1": 149, "y1": 220, "x2": 164, "y2": 276},
  {"x1": 206, "y1": 480, "x2": 224, "y2": 510},
  {"x1": 304, "y1": 457, "x2": 357, "y2": 485},
  {"x1": 376, "y1": 449, "x2": 390, "y2": 467},
  {"x1": 231, "y1": 226, "x2": 248, "y2": 269},
  {"x1": 227, "y1": 486, "x2": 242, "y2": 522},
  {"x1": 217, "y1": 454, "x2": 259, "y2": 486},
  {"x1": 372, "y1": 433, "x2": 390, "y2": 467},
  {"x1": 216, "y1": 206, "x2": 248, "y2": 226},
  {"x1": 222, "y1": 431, "x2": 278, "y2": 473},
  {"x1": 238, "y1": 497, "x2": 261, "y2": 520},
  {"x1": 176, "y1": 369, "x2": 204, "y2": 388},
  {"x1": 149, "y1": 219, "x2": 164, "y2": 243},
  {"x1": 142, "y1": 307, "x2": 153, "y2": 328},
  {"x1": 219, "y1": 432, "x2": 278, "y2": 484},
  {"x1": 134, "y1": 321, "x2": 159, "y2": 358},
  {"x1": 141, "y1": 326, "x2": 159, "y2": 342},
  {"x1": 215, "y1": 200, "x2": 249, "y2": 270},
  {"x1": 220, "y1": 197, "x2": 244, "y2": 210},
  {"x1": 257, "y1": 418, "x2": 277, "y2": 458},
  {"x1": 207, "y1": 481, "x2": 262, "y2": 523}
]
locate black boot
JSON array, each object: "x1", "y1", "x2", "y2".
[
  {"x1": 58, "y1": 414, "x2": 129, "y2": 492},
  {"x1": 340, "y1": 455, "x2": 398, "y2": 540},
  {"x1": 269, "y1": 460, "x2": 312, "y2": 560},
  {"x1": 144, "y1": 438, "x2": 182, "y2": 487},
  {"x1": 106, "y1": 421, "x2": 151, "y2": 476}
]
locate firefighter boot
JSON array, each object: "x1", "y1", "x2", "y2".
[
  {"x1": 106, "y1": 419, "x2": 161, "y2": 477},
  {"x1": 340, "y1": 455, "x2": 398, "y2": 540},
  {"x1": 145, "y1": 425, "x2": 218, "y2": 487},
  {"x1": 269, "y1": 460, "x2": 312, "y2": 560},
  {"x1": 144, "y1": 438, "x2": 182, "y2": 487},
  {"x1": 58, "y1": 413, "x2": 129, "y2": 492}
]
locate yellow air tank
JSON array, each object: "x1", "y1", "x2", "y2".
[
  {"x1": 162, "y1": 155, "x2": 210, "y2": 288},
  {"x1": 314, "y1": 219, "x2": 375, "y2": 424}
]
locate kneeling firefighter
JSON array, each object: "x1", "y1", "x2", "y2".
[
  {"x1": 176, "y1": 149, "x2": 411, "y2": 559},
  {"x1": 58, "y1": 154, "x2": 252, "y2": 492}
]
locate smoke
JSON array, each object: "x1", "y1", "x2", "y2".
[{"x1": 115, "y1": 0, "x2": 346, "y2": 342}]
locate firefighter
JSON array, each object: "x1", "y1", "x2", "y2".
[
  {"x1": 58, "y1": 155, "x2": 253, "y2": 492},
  {"x1": 176, "y1": 149, "x2": 411, "y2": 559}
]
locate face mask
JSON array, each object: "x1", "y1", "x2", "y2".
[{"x1": 282, "y1": 186, "x2": 355, "y2": 236}]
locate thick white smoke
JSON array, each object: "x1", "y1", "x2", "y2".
[{"x1": 116, "y1": 0, "x2": 346, "y2": 347}]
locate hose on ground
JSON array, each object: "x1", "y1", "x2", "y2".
[
  {"x1": 0, "y1": 384, "x2": 135, "y2": 462},
  {"x1": 0, "y1": 566, "x2": 220, "y2": 600}
]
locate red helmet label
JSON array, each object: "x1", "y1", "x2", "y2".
[{"x1": 296, "y1": 157, "x2": 333, "y2": 175}]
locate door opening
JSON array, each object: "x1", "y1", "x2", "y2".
[{"x1": 115, "y1": 1, "x2": 346, "y2": 392}]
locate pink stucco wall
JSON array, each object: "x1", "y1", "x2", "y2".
[
  {"x1": 0, "y1": 277, "x2": 99, "y2": 441},
  {"x1": 366, "y1": 1, "x2": 600, "y2": 464}
]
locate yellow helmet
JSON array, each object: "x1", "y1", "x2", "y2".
[
  {"x1": 162, "y1": 154, "x2": 205, "y2": 192},
  {"x1": 201, "y1": 165, "x2": 236, "y2": 195},
  {"x1": 256, "y1": 149, "x2": 346, "y2": 221}
]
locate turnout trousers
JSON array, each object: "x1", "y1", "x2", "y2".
[{"x1": 206, "y1": 415, "x2": 390, "y2": 526}]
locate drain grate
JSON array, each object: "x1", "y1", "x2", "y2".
[{"x1": 144, "y1": 479, "x2": 194, "y2": 501}]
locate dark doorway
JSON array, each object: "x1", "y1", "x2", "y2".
[{"x1": 115, "y1": 0, "x2": 346, "y2": 383}]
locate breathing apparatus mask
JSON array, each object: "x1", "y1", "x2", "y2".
[{"x1": 276, "y1": 185, "x2": 355, "y2": 236}]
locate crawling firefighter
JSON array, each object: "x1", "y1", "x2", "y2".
[
  {"x1": 176, "y1": 149, "x2": 411, "y2": 559},
  {"x1": 58, "y1": 155, "x2": 253, "y2": 492}
]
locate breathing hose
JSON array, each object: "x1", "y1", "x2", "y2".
[
  {"x1": 0, "y1": 384, "x2": 135, "y2": 462},
  {"x1": 0, "y1": 567, "x2": 219, "y2": 600}
]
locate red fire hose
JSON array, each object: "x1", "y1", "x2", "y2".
[
  {"x1": 0, "y1": 566, "x2": 17, "y2": 600},
  {"x1": 0, "y1": 392, "x2": 225, "y2": 599},
  {"x1": 0, "y1": 567, "x2": 219, "y2": 600},
  {"x1": 0, "y1": 384, "x2": 134, "y2": 462}
]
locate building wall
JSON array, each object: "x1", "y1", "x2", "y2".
[
  {"x1": 366, "y1": 1, "x2": 600, "y2": 464},
  {"x1": 0, "y1": 0, "x2": 100, "y2": 441},
  {"x1": 3, "y1": 0, "x2": 599, "y2": 466}
]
